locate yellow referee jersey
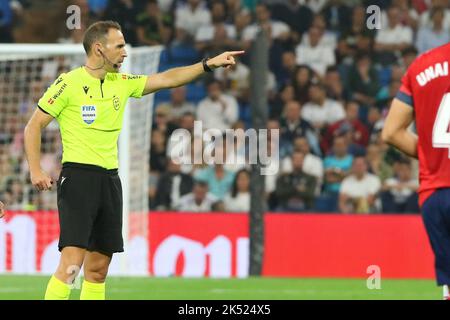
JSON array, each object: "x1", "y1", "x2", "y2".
[{"x1": 38, "y1": 67, "x2": 148, "y2": 169}]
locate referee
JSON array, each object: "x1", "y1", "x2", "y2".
[{"x1": 24, "y1": 20, "x2": 244, "y2": 300}]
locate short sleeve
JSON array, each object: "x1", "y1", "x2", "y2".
[
  {"x1": 396, "y1": 67, "x2": 414, "y2": 107},
  {"x1": 340, "y1": 178, "x2": 351, "y2": 194},
  {"x1": 37, "y1": 74, "x2": 69, "y2": 118},
  {"x1": 368, "y1": 176, "x2": 382, "y2": 194},
  {"x1": 121, "y1": 74, "x2": 148, "y2": 98}
]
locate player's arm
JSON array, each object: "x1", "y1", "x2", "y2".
[
  {"x1": 142, "y1": 51, "x2": 245, "y2": 95},
  {"x1": 381, "y1": 98, "x2": 418, "y2": 159},
  {"x1": 24, "y1": 108, "x2": 55, "y2": 191},
  {"x1": 0, "y1": 201, "x2": 4, "y2": 219}
]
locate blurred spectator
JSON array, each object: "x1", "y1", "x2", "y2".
[
  {"x1": 0, "y1": 0, "x2": 15, "y2": 42},
  {"x1": 270, "y1": 84, "x2": 295, "y2": 119},
  {"x1": 400, "y1": 46, "x2": 419, "y2": 69},
  {"x1": 175, "y1": 180, "x2": 220, "y2": 212},
  {"x1": 214, "y1": 60, "x2": 249, "y2": 102},
  {"x1": 150, "y1": 129, "x2": 168, "y2": 174},
  {"x1": 324, "y1": 66, "x2": 349, "y2": 103},
  {"x1": 380, "y1": 0, "x2": 419, "y2": 30},
  {"x1": 367, "y1": 140, "x2": 393, "y2": 178},
  {"x1": 279, "y1": 100, "x2": 322, "y2": 157},
  {"x1": 295, "y1": 26, "x2": 336, "y2": 77},
  {"x1": 321, "y1": 0, "x2": 352, "y2": 33},
  {"x1": 339, "y1": 156, "x2": 382, "y2": 213},
  {"x1": 381, "y1": 158, "x2": 419, "y2": 213},
  {"x1": 415, "y1": 7, "x2": 450, "y2": 53},
  {"x1": 4, "y1": 177, "x2": 24, "y2": 210},
  {"x1": 195, "y1": 0, "x2": 238, "y2": 56},
  {"x1": 337, "y1": 5, "x2": 376, "y2": 64},
  {"x1": 347, "y1": 51, "x2": 380, "y2": 109},
  {"x1": 194, "y1": 141, "x2": 235, "y2": 200},
  {"x1": 223, "y1": 122, "x2": 247, "y2": 173},
  {"x1": 225, "y1": 0, "x2": 245, "y2": 23},
  {"x1": 175, "y1": 0, "x2": 211, "y2": 44},
  {"x1": 136, "y1": 0, "x2": 172, "y2": 46},
  {"x1": 196, "y1": 79, "x2": 239, "y2": 131},
  {"x1": 194, "y1": 162, "x2": 235, "y2": 201},
  {"x1": 104, "y1": 0, "x2": 139, "y2": 46},
  {"x1": 275, "y1": 151, "x2": 317, "y2": 211},
  {"x1": 292, "y1": 65, "x2": 315, "y2": 104},
  {"x1": 321, "y1": 101, "x2": 369, "y2": 154},
  {"x1": 374, "y1": 5, "x2": 414, "y2": 65},
  {"x1": 281, "y1": 136, "x2": 324, "y2": 194},
  {"x1": 418, "y1": 0, "x2": 450, "y2": 31},
  {"x1": 269, "y1": 0, "x2": 313, "y2": 43},
  {"x1": 179, "y1": 112, "x2": 196, "y2": 132},
  {"x1": 152, "y1": 104, "x2": 178, "y2": 136},
  {"x1": 231, "y1": 9, "x2": 251, "y2": 41},
  {"x1": 323, "y1": 135, "x2": 353, "y2": 194},
  {"x1": 242, "y1": 3, "x2": 291, "y2": 50},
  {"x1": 376, "y1": 80, "x2": 402, "y2": 110},
  {"x1": 412, "y1": 0, "x2": 429, "y2": 14},
  {"x1": 302, "y1": 14, "x2": 338, "y2": 49},
  {"x1": 337, "y1": 123, "x2": 367, "y2": 157},
  {"x1": 301, "y1": 82, "x2": 346, "y2": 131},
  {"x1": 275, "y1": 50, "x2": 297, "y2": 89},
  {"x1": 156, "y1": 86, "x2": 196, "y2": 122},
  {"x1": 154, "y1": 158, "x2": 194, "y2": 210},
  {"x1": 367, "y1": 107, "x2": 384, "y2": 140},
  {"x1": 224, "y1": 168, "x2": 250, "y2": 212}
]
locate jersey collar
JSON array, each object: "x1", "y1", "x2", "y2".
[{"x1": 81, "y1": 66, "x2": 107, "y2": 84}]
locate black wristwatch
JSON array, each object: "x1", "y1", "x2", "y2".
[{"x1": 202, "y1": 57, "x2": 213, "y2": 73}]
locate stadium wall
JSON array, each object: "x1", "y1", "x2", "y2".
[{"x1": 0, "y1": 212, "x2": 434, "y2": 279}]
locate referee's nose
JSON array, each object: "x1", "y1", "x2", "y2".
[{"x1": 121, "y1": 48, "x2": 128, "y2": 59}]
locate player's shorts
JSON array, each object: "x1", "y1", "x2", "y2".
[
  {"x1": 57, "y1": 162, "x2": 124, "y2": 255},
  {"x1": 421, "y1": 188, "x2": 450, "y2": 285}
]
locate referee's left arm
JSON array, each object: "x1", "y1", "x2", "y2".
[{"x1": 142, "y1": 51, "x2": 245, "y2": 95}]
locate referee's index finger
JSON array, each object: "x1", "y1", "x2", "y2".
[{"x1": 228, "y1": 51, "x2": 245, "y2": 56}]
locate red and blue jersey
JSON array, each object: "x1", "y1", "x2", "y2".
[{"x1": 396, "y1": 43, "x2": 450, "y2": 206}]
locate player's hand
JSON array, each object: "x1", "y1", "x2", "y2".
[
  {"x1": 0, "y1": 201, "x2": 4, "y2": 219},
  {"x1": 30, "y1": 169, "x2": 53, "y2": 191},
  {"x1": 208, "y1": 51, "x2": 245, "y2": 70}
]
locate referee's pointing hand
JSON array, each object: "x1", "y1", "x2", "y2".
[
  {"x1": 207, "y1": 51, "x2": 245, "y2": 70},
  {"x1": 31, "y1": 169, "x2": 53, "y2": 191}
]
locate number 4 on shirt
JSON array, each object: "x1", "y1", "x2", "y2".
[{"x1": 433, "y1": 93, "x2": 450, "y2": 157}]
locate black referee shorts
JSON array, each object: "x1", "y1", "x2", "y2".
[{"x1": 57, "y1": 162, "x2": 124, "y2": 255}]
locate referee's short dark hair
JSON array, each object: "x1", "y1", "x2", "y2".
[{"x1": 83, "y1": 20, "x2": 122, "y2": 55}]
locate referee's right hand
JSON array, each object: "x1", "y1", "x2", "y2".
[{"x1": 30, "y1": 169, "x2": 53, "y2": 191}]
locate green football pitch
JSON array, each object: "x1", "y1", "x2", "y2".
[{"x1": 0, "y1": 275, "x2": 440, "y2": 300}]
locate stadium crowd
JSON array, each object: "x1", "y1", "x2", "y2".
[{"x1": 2, "y1": 0, "x2": 443, "y2": 213}]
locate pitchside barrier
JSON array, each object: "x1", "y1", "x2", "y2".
[{"x1": 0, "y1": 211, "x2": 434, "y2": 279}]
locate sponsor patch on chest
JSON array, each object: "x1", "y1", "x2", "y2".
[{"x1": 81, "y1": 105, "x2": 96, "y2": 124}]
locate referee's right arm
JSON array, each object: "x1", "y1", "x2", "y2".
[{"x1": 24, "y1": 108, "x2": 55, "y2": 191}]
